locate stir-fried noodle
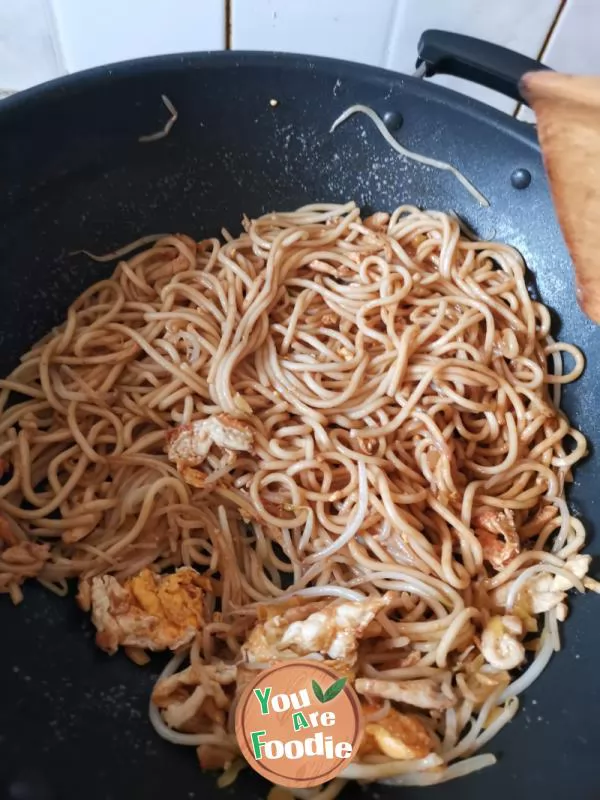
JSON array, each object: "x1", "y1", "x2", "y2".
[{"x1": 0, "y1": 203, "x2": 593, "y2": 793}]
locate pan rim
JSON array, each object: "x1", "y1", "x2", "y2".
[{"x1": 0, "y1": 49, "x2": 538, "y2": 151}]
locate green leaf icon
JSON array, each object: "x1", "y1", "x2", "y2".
[
  {"x1": 323, "y1": 677, "x2": 347, "y2": 702},
  {"x1": 312, "y1": 679, "x2": 325, "y2": 703},
  {"x1": 312, "y1": 677, "x2": 347, "y2": 703}
]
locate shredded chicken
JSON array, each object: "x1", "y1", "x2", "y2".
[
  {"x1": 90, "y1": 567, "x2": 210, "y2": 654},
  {"x1": 354, "y1": 678, "x2": 455, "y2": 710},
  {"x1": 197, "y1": 744, "x2": 236, "y2": 771},
  {"x1": 164, "y1": 685, "x2": 209, "y2": 729},
  {"x1": 0, "y1": 536, "x2": 51, "y2": 604},
  {"x1": 153, "y1": 661, "x2": 237, "y2": 705},
  {"x1": 124, "y1": 645, "x2": 151, "y2": 665},
  {"x1": 0, "y1": 540, "x2": 50, "y2": 583},
  {"x1": 473, "y1": 507, "x2": 520, "y2": 570},
  {"x1": 0, "y1": 541, "x2": 50, "y2": 571},
  {"x1": 167, "y1": 413, "x2": 254, "y2": 487},
  {"x1": 0, "y1": 513, "x2": 19, "y2": 546},
  {"x1": 167, "y1": 414, "x2": 254, "y2": 464},
  {"x1": 361, "y1": 704, "x2": 433, "y2": 759},
  {"x1": 242, "y1": 594, "x2": 392, "y2": 672},
  {"x1": 76, "y1": 578, "x2": 92, "y2": 612},
  {"x1": 363, "y1": 212, "x2": 390, "y2": 231},
  {"x1": 153, "y1": 660, "x2": 237, "y2": 732}
]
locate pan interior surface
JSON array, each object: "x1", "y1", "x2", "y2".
[{"x1": 0, "y1": 52, "x2": 597, "y2": 800}]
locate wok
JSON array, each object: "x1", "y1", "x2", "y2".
[{"x1": 0, "y1": 30, "x2": 597, "y2": 800}]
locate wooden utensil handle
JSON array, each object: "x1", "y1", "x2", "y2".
[{"x1": 522, "y1": 71, "x2": 600, "y2": 324}]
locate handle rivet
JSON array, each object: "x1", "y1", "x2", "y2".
[
  {"x1": 511, "y1": 168, "x2": 531, "y2": 189},
  {"x1": 383, "y1": 111, "x2": 403, "y2": 131}
]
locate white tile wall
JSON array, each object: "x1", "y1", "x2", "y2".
[
  {"x1": 518, "y1": 0, "x2": 598, "y2": 121},
  {"x1": 230, "y1": 0, "x2": 561, "y2": 114},
  {"x1": 0, "y1": 0, "x2": 598, "y2": 115},
  {"x1": 231, "y1": 0, "x2": 399, "y2": 69},
  {"x1": 537, "y1": 0, "x2": 600, "y2": 74},
  {"x1": 384, "y1": 0, "x2": 561, "y2": 113},
  {"x1": 0, "y1": 0, "x2": 64, "y2": 91},
  {"x1": 51, "y1": 0, "x2": 225, "y2": 73}
]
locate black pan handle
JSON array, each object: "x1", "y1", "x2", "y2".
[{"x1": 416, "y1": 29, "x2": 550, "y2": 104}]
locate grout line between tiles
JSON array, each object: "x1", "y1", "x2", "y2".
[
  {"x1": 226, "y1": 0, "x2": 232, "y2": 49},
  {"x1": 383, "y1": 1, "x2": 403, "y2": 70},
  {"x1": 536, "y1": 0, "x2": 569, "y2": 62},
  {"x1": 513, "y1": 0, "x2": 569, "y2": 118},
  {"x1": 46, "y1": 0, "x2": 69, "y2": 75}
]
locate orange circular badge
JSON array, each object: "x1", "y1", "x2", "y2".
[{"x1": 235, "y1": 660, "x2": 363, "y2": 788}]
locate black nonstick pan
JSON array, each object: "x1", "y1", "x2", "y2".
[{"x1": 0, "y1": 30, "x2": 598, "y2": 800}]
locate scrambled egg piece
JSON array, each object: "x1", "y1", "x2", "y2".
[
  {"x1": 492, "y1": 554, "x2": 595, "y2": 623},
  {"x1": 90, "y1": 567, "x2": 210, "y2": 654},
  {"x1": 552, "y1": 554, "x2": 591, "y2": 591},
  {"x1": 361, "y1": 704, "x2": 433, "y2": 760},
  {"x1": 242, "y1": 594, "x2": 392, "y2": 672},
  {"x1": 167, "y1": 413, "x2": 254, "y2": 487},
  {"x1": 473, "y1": 507, "x2": 520, "y2": 570},
  {"x1": 524, "y1": 575, "x2": 567, "y2": 616},
  {"x1": 354, "y1": 678, "x2": 455, "y2": 710},
  {"x1": 512, "y1": 556, "x2": 592, "y2": 620},
  {"x1": 480, "y1": 614, "x2": 525, "y2": 670}
]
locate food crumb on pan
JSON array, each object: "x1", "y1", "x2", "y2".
[{"x1": 138, "y1": 94, "x2": 178, "y2": 143}]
